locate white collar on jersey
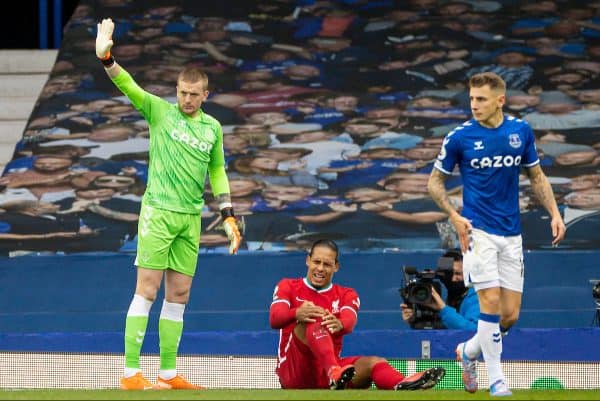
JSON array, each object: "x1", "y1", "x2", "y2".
[{"x1": 303, "y1": 277, "x2": 333, "y2": 293}]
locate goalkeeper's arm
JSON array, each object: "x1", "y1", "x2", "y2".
[
  {"x1": 208, "y1": 161, "x2": 242, "y2": 254},
  {"x1": 217, "y1": 202, "x2": 242, "y2": 254},
  {"x1": 217, "y1": 196, "x2": 241, "y2": 255},
  {"x1": 95, "y1": 17, "x2": 121, "y2": 78},
  {"x1": 95, "y1": 17, "x2": 147, "y2": 110}
]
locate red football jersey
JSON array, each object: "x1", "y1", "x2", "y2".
[{"x1": 270, "y1": 277, "x2": 360, "y2": 369}]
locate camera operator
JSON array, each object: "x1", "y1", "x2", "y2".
[{"x1": 401, "y1": 249, "x2": 479, "y2": 330}]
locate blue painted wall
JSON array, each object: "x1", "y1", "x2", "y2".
[
  {"x1": 1, "y1": 250, "x2": 598, "y2": 334},
  {"x1": 2, "y1": 328, "x2": 599, "y2": 361}
]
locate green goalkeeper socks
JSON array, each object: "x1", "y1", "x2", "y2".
[
  {"x1": 159, "y1": 318, "x2": 183, "y2": 370},
  {"x1": 124, "y1": 316, "x2": 149, "y2": 369}
]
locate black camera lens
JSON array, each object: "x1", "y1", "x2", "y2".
[
  {"x1": 593, "y1": 282, "x2": 600, "y2": 300},
  {"x1": 410, "y1": 283, "x2": 432, "y2": 304},
  {"x1": 400, "y1": 265, "x2": 445, "y2": 329}
]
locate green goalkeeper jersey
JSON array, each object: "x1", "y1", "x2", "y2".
[{"x1": 111, "y1": 69, "x2": 230, "y2": 214}]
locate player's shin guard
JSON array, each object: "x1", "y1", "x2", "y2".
[
  {"x1": 159, "y1": 301, "x2": 185, "y2": 377},
  {"x1": 124, "y1": 294, "x2": 153, "y2": 373},
  {"x1": 464, "y1": 333, "x2": 482, "y2": 360},
  {"x1": 124, "y1": 316, "x2": 149, "y2": 370},
  {"x1": 305, "y1": 321, "x2": 338, "y2": 372},
  {"x1": 478, "y1": 313, "x2": 505, "y2": 385}
]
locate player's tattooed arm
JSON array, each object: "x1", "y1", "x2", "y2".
[
  {"x1": 427, "y1": 169, "x2": 457, "y2": 217},
  {"x1": 429, "y1": 168, "x2": 473, "y2": 253},
  {"x1": 527, "y1": 164, "x2": 565, "y2": 245},
  {"x1": 527, "y1": 165, "x2": 561, "y2": 218}
]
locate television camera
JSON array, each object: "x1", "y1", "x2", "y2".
[{"x1": 399, "y1": 255, "x2": 454, "y2": 329}]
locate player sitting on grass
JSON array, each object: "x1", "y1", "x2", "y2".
[{"x1": 270, "y1": 238, "x2": 446, "y2": 390}]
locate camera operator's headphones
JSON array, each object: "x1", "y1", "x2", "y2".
[{"x1": 442, "y1": 248, "x2": 462, "y2": 261}]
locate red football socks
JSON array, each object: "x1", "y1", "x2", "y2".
[
  {"x1": 305, "y1": 321, "x2": 338, "y2": 371},
  {"x1": 371, "y1": 361, "x2": 405, "y2": 389}
]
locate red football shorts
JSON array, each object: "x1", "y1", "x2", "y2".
[{"x1": 277, "y1": 332, "x2": 360, "y2": 389}]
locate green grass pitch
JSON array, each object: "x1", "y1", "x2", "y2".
[{"x1": 1, "y1": 389, "x2": 599, "y2": 400}]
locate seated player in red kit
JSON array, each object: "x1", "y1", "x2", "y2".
[{"x1": 269, "y1": 238, "x2": 446, "y2": 390}]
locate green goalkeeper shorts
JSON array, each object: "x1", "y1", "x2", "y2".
[{"x1": 134, "y1": 203, "x2": 201, "y2": 277}]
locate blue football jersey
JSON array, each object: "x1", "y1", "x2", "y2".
[{"x1": 434, "y1": 115, "x2": 539, "y2": 236}]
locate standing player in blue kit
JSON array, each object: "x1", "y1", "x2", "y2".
[{"x1": 427, "y1": 72, "x2": 565, "y2": 396}]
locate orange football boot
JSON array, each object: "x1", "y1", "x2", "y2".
[
  {"x1": 120, "y1": 372, "x2": 157, "y2": 390},
  {"x1": 156, "y1": 374, "x2": 205, "y2": 390}
]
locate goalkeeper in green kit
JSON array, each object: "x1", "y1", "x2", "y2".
[{"x1": 96, "y1": 18, "x2": 242, "y2": 390}]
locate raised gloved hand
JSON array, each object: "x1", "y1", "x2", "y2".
[
  {"x1": 96, "y1": 18, "x2": 114, "y2": 60},
  {"x1": 222, "y1": 216, "x2": 241, "y2": 254}
]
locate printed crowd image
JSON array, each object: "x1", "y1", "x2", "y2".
[
  {"x1": 0, "y1": 0, "x2": 598, "y2": 255},
  {"x1": 1, "y1": 0, "x2": 599, "y2": 398}
]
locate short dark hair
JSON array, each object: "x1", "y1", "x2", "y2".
[
  {"x1": 442, "y1": 248, "x2": 463, "y2": 261},
  {"x1": 469, "y1": 72, "x2": 506, "y2": 92},
  {"x1": 309, "y1": 239, "x2": 339, "y2": 262}
]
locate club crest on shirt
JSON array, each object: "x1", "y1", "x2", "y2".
[
  {"x1": 508, "y1": 134, "x2": 521, "y2": 149},
  {"x1": 331, "y1": 299, "x2": 340, "y2": 314},
  {"x1": 203, "y1": 128, "x2": 216, "y2": 143}
]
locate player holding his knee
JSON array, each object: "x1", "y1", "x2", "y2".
[{"x1": 270, "y1": 239, "x2": 446, "y2": 391}]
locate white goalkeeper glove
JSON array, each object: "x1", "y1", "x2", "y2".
[
  {"x1": 96, "y1": 18, "x2": 114, "y2": 60},
  {"x1": 223, "y1": 216, "x2": 241, "y2": 255}
]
